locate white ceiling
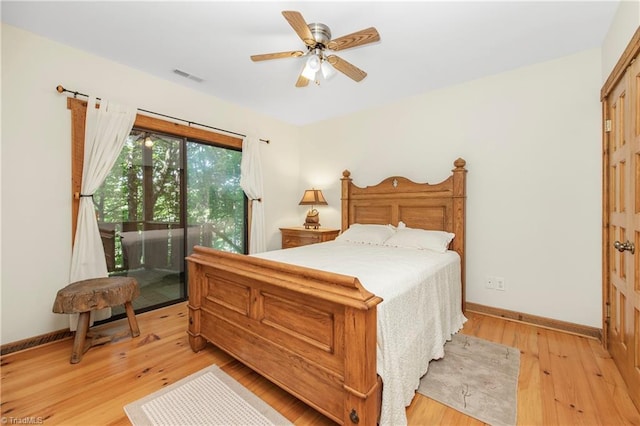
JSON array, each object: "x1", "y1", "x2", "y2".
[{"x1": 2, "y1": 1, "x2": 619, "y2": 126}]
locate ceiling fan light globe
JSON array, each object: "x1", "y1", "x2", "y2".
[
  {"x1": 321, "y1": 61, "x2": 336, "y2": 80},
  {"x1": 307, "y1": 54, "x2": 321, "y2": 72},
  {"x1": 301, "y1": 62, "x2": 317, "y2": 80}
]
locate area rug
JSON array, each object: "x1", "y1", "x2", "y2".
[
  {"x1": 417, "y1": 333, "x2": 520, "y2": 426},
  {"x1": 124, "y1": 365, "x2": 293, "y2": 426}
]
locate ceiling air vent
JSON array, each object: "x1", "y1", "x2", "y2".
[{"x1": 173, "y1": 69, "x2": 204, "y2": 83}]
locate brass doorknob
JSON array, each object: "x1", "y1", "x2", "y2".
[{"x1": 614, "y1": 240, "x2": 635, "y2": 254}]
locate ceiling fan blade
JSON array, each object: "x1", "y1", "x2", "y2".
[
  {"x1": 295, "y1": 62, "x2": 310, "y2": 87},
  {"x1": 250, "y1": 51, "x2": 304, "y2": 62},
  {"x1": 327, "y1": 55, "x2": 367, "y2": 82},
  {"x1": 295, "y1": 74, "x2": 310, "y2": 87},
  {"x1": 327, "y1": 27, "x2": 380, "y2": 51},
  {"x1": 282, "y1": 11, "x2": 316, "y2": 46}
]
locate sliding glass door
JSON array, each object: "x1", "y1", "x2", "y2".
[
  {"x1": 186, "y1": 142, "x2": 245, "y2": 255},
  {"x1": 94, "y1": 129, "x2": 246, "y2": 316}
]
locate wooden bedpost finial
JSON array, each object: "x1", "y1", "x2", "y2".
[
  {"x1": 342, "y1": 170, "x2": 351, "y2": 178},
  {"x1": 453, "y1": 158, "x2": 466, "y2": 170}
]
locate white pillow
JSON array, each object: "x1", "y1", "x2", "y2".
[
  {"x1": 383, "y1": 228, "x2": 455, "y2": 253},
  {"x1": 336, "y1": 223, "x2": 396, "y2": 245}
]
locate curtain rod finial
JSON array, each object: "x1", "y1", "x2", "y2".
[{"x1": 56, "y1": 85, "x2": 65, "y2": 94}]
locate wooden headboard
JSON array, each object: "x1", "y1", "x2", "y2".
[{"x1": 340, "y1": 158, "x2": 467, "y2": 308}]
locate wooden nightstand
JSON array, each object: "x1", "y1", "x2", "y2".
[{"x1": 280, "y1": 227, "x2": 340, "y2": 249}]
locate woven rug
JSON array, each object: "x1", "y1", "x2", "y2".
[
  {"x1": 417, "y1": 334, "x2": 520, "y2": 426},
  {"x1": 124, "y1": 365, "x2": 293, "y2": 426}
]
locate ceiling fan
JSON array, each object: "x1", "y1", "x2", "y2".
[{"x1": 250, "y1": 10, "x2": 380, "y2": 87}]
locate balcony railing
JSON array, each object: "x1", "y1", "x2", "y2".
[{"x1": 99, "y1": 221, "x2": 218, "y2": 272}]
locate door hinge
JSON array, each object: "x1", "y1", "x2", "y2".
[
  {"x1": 605, "y1": 119, "x2": 612, "y2": 133},
  {"x1": 606, "y1": 302, "x2": 611, "y2": 319}
]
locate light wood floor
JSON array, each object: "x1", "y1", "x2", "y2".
[{"x1": 2, "y1": 302, "x2": 639, "y2": 425}]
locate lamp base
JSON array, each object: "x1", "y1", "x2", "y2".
[
  {"x1": 303, "y1": 208, "x2": 321, "y2": 229},
  {"x1": 303, "y1": 221, "x2": 321, "y2": 230}
]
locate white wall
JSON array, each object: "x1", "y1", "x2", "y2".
[
  {"x1": 0, "y1": 24, "x2": 302, "y2": 344},
  {"x1": 299, "y1": 49, "x2": 603, "y2": 328},
  {"x1": 601, "y1": 0, "x2": 640, "y2": 80}
]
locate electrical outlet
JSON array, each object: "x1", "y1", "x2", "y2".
[
  {"x1": 495, "y1": 277, "x2": 506, "y2": 291},
  {"x1": 486, "y1": 276, "x2": 496, "y2": 289}
]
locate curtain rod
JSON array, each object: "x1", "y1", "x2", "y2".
[{"x1": 56, "y1": 85, "x2": 270, "y2": 144}]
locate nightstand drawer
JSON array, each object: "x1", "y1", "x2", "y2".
[
  {"x1": 283, "y1": 234, "x2": 320, "y2": 248},
  {"x1": 280, "y1": 227, "x2": 340, "y2": 249}
]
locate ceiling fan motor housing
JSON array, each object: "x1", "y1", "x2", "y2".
[{"x1": 308, "y1": 23, "x2": 331, "y2": 47}]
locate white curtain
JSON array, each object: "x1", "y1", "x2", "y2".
[
  {"x1": 68, "y1": 96, "x2": 136, "y2": 326},
  {"x1": 240, "y1": 136, "x2": 266, "y2": 254}
]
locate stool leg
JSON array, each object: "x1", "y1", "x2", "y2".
[
  {"x1": 124, "y1": 301, "x2": 140, "y2": 338},
  {"x1": 71, "y1": 312, "x2": 90, "y2": 364}
]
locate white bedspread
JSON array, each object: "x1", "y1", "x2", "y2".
[{"x1": 253, "y1": 240, "x2": 467, "y2": 425}]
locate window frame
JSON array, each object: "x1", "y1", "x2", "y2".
[{"x1": 67, "y1": 97, "x2": 245, "y2": 244}]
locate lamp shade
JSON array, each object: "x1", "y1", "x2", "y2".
[{"x1": 298, "y1": 189, "x2": 328, "y2": 206}]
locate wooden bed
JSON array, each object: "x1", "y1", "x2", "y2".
[{"x1": 186, "y1": 158, "x2": 467, "y2": 425}]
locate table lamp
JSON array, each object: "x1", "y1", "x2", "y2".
[{"x1": 299, "y1": 189, "x2": 328, "y2": 229}]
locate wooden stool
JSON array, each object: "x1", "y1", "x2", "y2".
[{"x1": 52, "y1": 276, "x2": 141, "y2": 364}]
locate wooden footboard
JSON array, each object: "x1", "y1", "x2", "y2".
[{"x1": 187, "y1": 246, "x2": 383, "y2": 425}]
